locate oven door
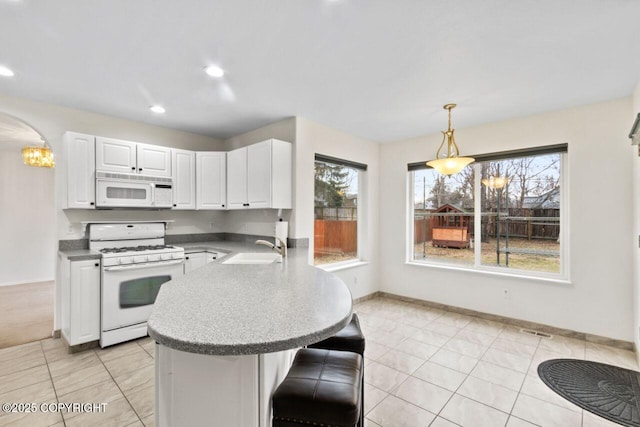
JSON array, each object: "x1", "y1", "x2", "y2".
[
  {"x1": 96, "y1": 178, "x2": 153, "y2": 208},
  {"x1": 101, "y1": 259, "x2": 183, "y2": 331}
]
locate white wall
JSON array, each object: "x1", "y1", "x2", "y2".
[
  {"x1": 0, "y1": 143, "x2": 55, "y2": 286},
  {"x1": 295, "y1": 117, "x2": 380, "y2": 299},
  {"x1": 380, "y1": 98, "x2": 634, "y2": 341},
  {"x1": 632, "y1": 81, "x2": 640, "y2": 355}
]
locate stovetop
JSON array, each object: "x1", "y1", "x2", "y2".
[{"x1": 100, "y1": 245, "x2": 177, "y2": 254}]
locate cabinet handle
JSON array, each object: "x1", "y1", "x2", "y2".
[
  {"x1": 222, "y1": 204, "x2": 225, "y2": 207},
  {"x1": 131, "y1": 166, "x2": 135, "y2": 171},
  {"x1": 139, "y1": 168, "x2": 142, "y2": 171},
  {"x1": 186, "y1": 256, "x2": 189, "y2": 260},
  {"x1": 173, "y1": 204, "x2": 177, "y2": 207},
  {"x1": 94, "y1": 263, "x2": 99, "y2": 267},
  {"x1": 90, "y1": 202, "x2": 95, "y2": 206}
]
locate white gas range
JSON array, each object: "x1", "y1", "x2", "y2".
[{"x1": 89, "y1": 223, "x2": 184, "y2": 347}]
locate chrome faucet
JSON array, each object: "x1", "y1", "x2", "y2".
[{"x1": 255, "y1": 238, "x2": 287, "y2": 259}]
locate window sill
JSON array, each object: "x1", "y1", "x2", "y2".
[
  {"x1": 317, "y1": 260, "x2": 369, "y2": 272},
  {"x1": 405, "y1": 260, "x2": 571, "y2": 285}
]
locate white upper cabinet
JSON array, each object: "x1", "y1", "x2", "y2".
[
  {"x1": 96, "y1": 137, "x2": 171, "y2": 176},
  {"x1": 196, "y1": 152, "x2": 226, "y2": 210},
  {"x1": 226, "y1": 139, "x2": 292, "y2": 210},
  {"x1": 172, "y1": 149, "x2": 196, "y2": 209},
  {"x1": 247, "y1": 141, "x2": 272, "y2": 208},
  {"x1": 96, "y1": 137, "x2": 137, "y2": 173},
  {"x1": 137, "y1": 143, "x2": 172, "y2": 177},
  {"x1": 65, "y1": 131, "x2": 96, "y2": 209},
  {"x1": 226, "y1": 147, "x2": 248, "y2": 209}
]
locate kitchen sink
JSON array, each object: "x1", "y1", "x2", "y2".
[{"x1": 221, "y1": 252, "x2": 282, "y2": 265}]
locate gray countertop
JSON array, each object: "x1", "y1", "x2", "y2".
[
  {"x1": 147, "y1": 242, "x2": 353, "y2": 356},
  {"x1": 58, "y1": 249, "x2": 101, "y2": 261}
]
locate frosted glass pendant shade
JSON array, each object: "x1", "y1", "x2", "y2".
[{"x1": 426, "y1": 156, "x2": 474, "y2": 176}]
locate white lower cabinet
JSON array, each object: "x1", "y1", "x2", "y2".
[
  {"x1": 184, "y1": 251, "x2": 218, "y2": 274},
  {"x1": 155, "y1": 344, "x2": 295, "y2": 427},
  {"x1": 184, "y1": 252, "x2": 206, "y2": 273},
  {"x1": 60, "y1": 257, "x2": 101, "y2": 346}
]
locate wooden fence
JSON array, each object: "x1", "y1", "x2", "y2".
[
  {"x1": 414, "y1": 208, "x2": 560, "y2": 243},
  {"x1": 314, "y1": 219, "x2": 357, "y2": 256},
  {"x1": 315, "y1": 207, "x2": 358, "y2": 221},
  {"x1": 414, "y1": 217, "x2": 434, "y2": 243}
]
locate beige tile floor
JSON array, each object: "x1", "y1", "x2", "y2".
[
  {"x1": 357, "y1": 297, "x2": 638, "y2": 427},
  {"x1": 0, "y1": 296, "x2": 637, "y2": 426},
  {"x1": 0, "y1": 281, "x2": 54, "y2": 349}
]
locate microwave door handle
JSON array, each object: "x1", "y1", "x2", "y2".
[
  {"x1": 150, "y1": 183, "x2": 155, "y2": 206},
  {"x1": 103, "y1": 259, "x2": 183, "y2": 271}
]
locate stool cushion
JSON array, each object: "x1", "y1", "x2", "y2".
[
  {"x1": 273, "y1": 348, "x2": 363, "y2": 426},
  {"x1": 308, "y1": 313, "x2": 365, "y2": 355}
]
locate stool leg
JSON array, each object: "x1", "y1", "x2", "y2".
[{"x1": 359, "y1": 365, "x2": 364, "y2": 427}]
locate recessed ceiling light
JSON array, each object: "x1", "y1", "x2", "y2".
[
  {"x1": 204, "y1": 65, "x2": 224, "y2": 78},
  {"x1": 150, "y1": 105, "x2": 166, "y2": 114},
  {"x1": 0, "y1": 65, "x2": 15, "y2": 77}
]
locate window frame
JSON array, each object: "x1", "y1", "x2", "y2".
[
  {"x1": 406, "y1": 148, "x2": 569, "y2": 282},
  {"x1": 313, "y1": 155, "x2": 367, "y2": 269}
]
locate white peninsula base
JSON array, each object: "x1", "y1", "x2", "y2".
[{"x1": 155, "y1": 343, "x2": 295, "y2": 427}]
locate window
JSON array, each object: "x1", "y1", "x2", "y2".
[
  {"x1": 409, "y1": 144, "x2": 566, "y2": 278},
  {"x1": 314, "y1": 155, "x2": 366, "y2": 266}
]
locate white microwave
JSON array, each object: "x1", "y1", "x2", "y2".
[{"x1": 96, "y1": 171, "x2": 173, "y2": 209}]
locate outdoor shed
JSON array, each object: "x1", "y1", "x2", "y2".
[{"x1": 432, "y1": 204, "x2": 471, "y2": 249}]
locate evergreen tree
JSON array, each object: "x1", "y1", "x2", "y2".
[{"x1": 314, "y1": 162, "x2": 350, "y2": 207}]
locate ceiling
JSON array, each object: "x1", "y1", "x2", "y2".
[{"x1": 0, "y1": 0, "x2": 639, "y2": 143}]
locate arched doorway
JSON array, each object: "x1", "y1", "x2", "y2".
[{"x1": 0, "y1": 113, "x2": 55, "y2": 348}]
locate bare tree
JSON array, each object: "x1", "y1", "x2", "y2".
[{"x1": 504, "y1": 155, "x2": 559, "y2": 208}]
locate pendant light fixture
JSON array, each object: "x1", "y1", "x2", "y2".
[
  {"x1": 22, "y1": 138, "x2": 55, "y2": 168},
  {"x1": 426, "y1": 103, "x2": 474, "y2": 176}
]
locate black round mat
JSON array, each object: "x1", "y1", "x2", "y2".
[{"x1": 538, "y1": 359, "x2": 640, "y2": 427}]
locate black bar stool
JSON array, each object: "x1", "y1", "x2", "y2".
[
  {"x1": 308, "y1": 312, "x2": 365, "y2": 426},
  {"x1": 308, "y1": 312, "x2": 365, "y2": 355},
  {"x1": 272, "y1": 348, "x2": 363, "y2": 427}
]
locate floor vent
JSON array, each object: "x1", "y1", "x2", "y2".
[{"x1": 520, "y1": 328, "x2": 553, "y2": 339}]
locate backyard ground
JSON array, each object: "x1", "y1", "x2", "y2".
[
  {"x1": 414, "y1": 237, "x2": 560, "y2": 273},
  {"x1": 314, "y1": 252, "x2": 358, "y2": 266}
]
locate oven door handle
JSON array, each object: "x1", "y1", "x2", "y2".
[{"x1": 103, "y1": 259, "x2": 184, "y2": 271}]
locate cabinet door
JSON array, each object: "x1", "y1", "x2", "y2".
[
  {"x1": 247, "y1": 141, "x2": 272, "y2": 208},
  {"x1": 206, "y1": 252, "x2": 217, "y2": 264},
  {"x1": 95, "y1": 137, "x2": 137, "y2": 173},
  {"x1": 196, "y1": 152, "x2": 227, "y2": 209},
  {"x1": 226, "y1": 147, "x2": 248, "y2": 209},
  {"x1": 138, "y1": 143, "x2": 172, "y2": 176},
  {"x1": 184, "y1": 252, "x2": 206, "y2": 273},
  {"x1": 69, "y1": 259, "x2": 101, "y2": 345},
  {"x1": 65, "y1": 132, "x2": 96, "y2": 209},
  {"x1": 172, "y1": 149, "x2": 196, "y2": 209}
]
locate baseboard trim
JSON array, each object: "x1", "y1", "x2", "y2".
[
  {"x1": 353, "y1": 292, "x2": 382, "y2": 304},
  {"x1": 61, "y1": 334, "x2": 100, "y2": 353},
  {"x1": 366, "y1": 292, "x2": 634, "y2": 352}
]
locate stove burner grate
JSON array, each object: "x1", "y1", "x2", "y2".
[{"x1": 99, "y1": 245, "x2": 175, "y2": 254}]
